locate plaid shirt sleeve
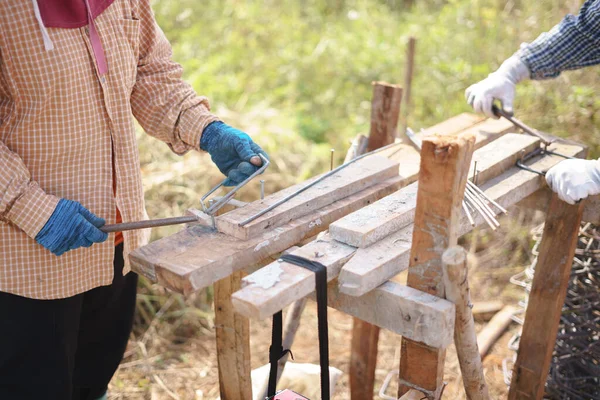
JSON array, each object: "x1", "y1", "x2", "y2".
[
  {"x1": 130, "y1": 0, "x2": 220, "y2": 155},
  {"x1": 0, "y1": 142, "x2": 59, "y2": 239},
  {"x1": 518, "y1": 0, "x2": 600, "y2": 80}
]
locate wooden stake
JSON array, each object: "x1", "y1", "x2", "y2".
[
  {"x1": 351, "y1": 81, "x2": 403, "y2": 400},
  {"x1": 508, "y1": 193, "x2": 584, "y2": 400},
  {"x1": 400, "y1": 36, "x2": 416, "y2": 140},
  {"x1": 442, "y1": 246, "x2": 490, "y2": 400},
  {"x1": 214, "y1": 204, "x2": 252, "y2": 400},
  {"x1": 214, "y1": 271, "x2": 252, "y2": 400},
  {"x1": 367, "y1": 82, "x2": 403, "y2": 152},
  {"x1": 399, "y1": 133, "x2": 475, "y2": 398}
]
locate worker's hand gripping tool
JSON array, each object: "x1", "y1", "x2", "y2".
[{"x1": 100, "y1": 154, "x2": 269, "y2": 233}]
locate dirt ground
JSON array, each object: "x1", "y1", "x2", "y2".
[{"x1": 108, "y1": 210, "x2": 539, "y2": 400}]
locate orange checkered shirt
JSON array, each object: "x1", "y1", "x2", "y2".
[{"x1": 0, "y1": 0, "x2": 219, "y2": 299}]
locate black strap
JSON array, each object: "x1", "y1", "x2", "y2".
[{"x1": 267, "y1": 254, "x2": 330, "y2": 400}]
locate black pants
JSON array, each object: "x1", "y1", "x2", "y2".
[{"x1": 0, "y1": 244, "x2": 137, "y2": 400}]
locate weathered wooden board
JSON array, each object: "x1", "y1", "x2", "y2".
[
  {"x1": 399, "y1": 132, "x2": 475, "y2": 397},
  {"x1": 508, "y1": 194, "x2": 584, "y2": 400},
  {"x1": 129, "y1": 175, "x2": 404, "y2": 295},
  {"x1": 310, "y1": 279, "x2": 455, "y2": 349},
  {"x1": 215, "y1": 155, "x2": 400, "y2": 240},
  {"x1": 330, "y1": 134, "x2": 539, "y2": 248},
  {"x1": 231, "y1": 233, "x2": 355, "y2": 320},
  {"x1": 338, "y1": 139, "x2": 587, "y2": 297}
]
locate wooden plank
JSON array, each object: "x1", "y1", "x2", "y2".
[
  {"x1": 338, "y1": 139, "x2": 586, "y2": 297},
  {"x1": 398, "y1": 132, "x2": 475, "y2": 397},
  {"x1": 367, "y1": 82, "x2": 403, "y2": 151},
  {"x1": 231, "y1": 233, "x2": 355, "y2": 320},
  {"x1": 508, "y1": 193, "x2": 584, "y2": 400},
  {"x1": 387, "y1": 116, "x2": 516, "y2": 186},
  {"x1": 214, "y1": 271, "x2": 252, "y2": 400},
  {"x1": 216, "y1": 155, "x2": 400, "y2": 240},
  {"x1": 442, "y1": 246, "x2": 490, "y2": 400},
  {"x1": 330, "y1": 134, "x2": 539, "y2": 248},
  {"x1": 129, "y1": 175, "x2": 404, "y2": 295},
  {"x1": 477, "y1": 305, "x2": 517, "y2": 358},
  {"x1": 321, "y1": 279, "x2": 455, "y2": 348}
]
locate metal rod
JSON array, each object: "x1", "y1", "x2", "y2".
[
  {"x1": 260, "y1": 180, "x2": 265, "y2": 200},
  {"x1": 466, "y1": 187, "x2": 500, "y2": 228},
  {"x1": 492, "y1": 105, "x2": 554, "y2": 145},
  {"x1": 463, "y1": 201, "x2": 475, "y2": 226},
  {"x1": 100, "y1": 215, "x2": 198, "y2": 233},
  {"x1": 238, "y1": 141, "x2": 404, "y2": 227},
  {"x1": 467, "y1": 181, "x2": 508, "y2": 214},
  {"x1": 330, "y1": 149, "x2": 335, "y2": 171},
  {"x1": 464, "y1": 189, "x2": 498, "y2": 230}
]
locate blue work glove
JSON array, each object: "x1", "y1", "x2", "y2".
[
  {"x1": 35, "y1": 199, "x2": 108, "y2": 256},
  {"x1": 200, "y1": 122, "x2": 269, "y2": 186}
]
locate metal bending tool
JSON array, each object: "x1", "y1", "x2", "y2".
[
  {"x1": 492, "y1": 104, "x2": 555, "y2": 146},
  {"x1": 237, "y1": 141, "x2": 405, "y2": 227},
  {"x1": 101, "y1": 154, "x2": 269, "y2": 233},
  {"x1": 515, "y1": 146, "x2": 575, "y2": 177}
]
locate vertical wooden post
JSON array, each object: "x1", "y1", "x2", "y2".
[
  {"x1": 442, "y1": 246, "x2": 490, "y2": 400},
  {"x1": 366, "y1": 82, "x2": 403, "y2": 152},
  {"x1": 400, "y1": 36, "x2": 416, "y2": 141},
  {"x1": 398, "y1": 133, "x2": 475, "y2": 398},
  {"x1": 350, "y1": 81, "x2": 402, "y2": 400},
  {"x1": 214, "y1": 205, "x2": 252, "y2": 400},
  {"x1": 508, "y1": 194, "x2": 584, "y2": 400}
]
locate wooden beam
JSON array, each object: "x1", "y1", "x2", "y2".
[
  {"x1": 322, "y1": 279, "x2": 455, "y2": 348},
  {"x1": 330, "y1": 134, "x2": 539, "y2": 248},
  {"x1": 338, "y1": 139, "x2": 587, "y2": 297},
  {"x1": 231, "y1": 233, "x2": 355, "y2": 320},
  {"x1": 216, "y1": 155, "x2": 399, "y2": 240},
  {"x1": 399, "y1": 132, "x2": 476, "y2": 398},
  {"x1": 130, "y1": 174, "x2": 404, "y2": 295},
  {"x1": 442, "y1": 246, "x2": 490, "y2": 400},
  {"x1": 367, "y1": 82, "x2": 403, "y2": 151},
  {"x1": 508, "y1": 193, "x2": 584, "y2": 400},
  {"x1": 214, "y1": 271, "x2": 252, "y2": 400}
]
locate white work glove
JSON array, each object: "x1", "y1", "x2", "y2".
[
  {"x1": 465, "y1": 56, "x2": 530, "y2": 118},
  {"x1": 546, "y1": 159, "x2": 600, "y2": 205}
]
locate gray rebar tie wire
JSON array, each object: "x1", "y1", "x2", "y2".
[{"x1": 504, "y1": 222, "x2": 600, "y2": 400}]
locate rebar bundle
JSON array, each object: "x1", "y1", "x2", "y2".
[{"x1": 504, "y1": 222, "x2": 600, "y2": 400}]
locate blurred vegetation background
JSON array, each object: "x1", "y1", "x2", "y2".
[
  {"x1": 128, "y1": 1, "x2": 598, "y2": 396},
  {"x1": 140, "y1": 0, "x2": 598, "y2": 238}
]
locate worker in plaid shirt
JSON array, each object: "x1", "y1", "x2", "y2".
[
  {"x1": 467, "y1": 0, "x2": 600, "y2": 205},
  {"x1": 0, "y1": 1, "x2": 267, "y2": 399}
]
